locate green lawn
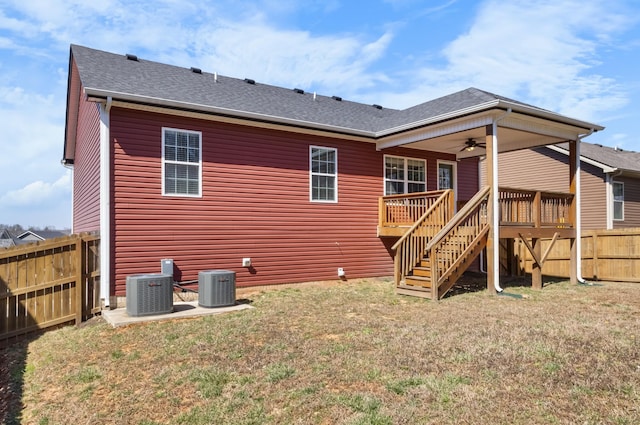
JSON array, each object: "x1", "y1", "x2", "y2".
[{"x1": 2, "y1": 276, "x2": 639, "y2": 424}]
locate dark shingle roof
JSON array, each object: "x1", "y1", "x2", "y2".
[
  {"x1": 557, "y1": 142, "x2": 640, "y2": 173},
  {"x1": 71, "y1": 44, "x2": 572, "y2": 135},
  {"x1": 72, "y1": 44, "x2": 401, "y2": 133},
  {"x1": 0, "y1": 229, "x2": 27, "y2": 247},
  {"x1": 17, "y1": 230, "x2": 68, "y2": 240}
]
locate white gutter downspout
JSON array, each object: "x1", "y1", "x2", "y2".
[
  {"x1": 575, "y1": 130, "x2": 593, "y2": 284},
  {"x1": 99, "y1": 96, "x2": 112, "y2": 308},
  {"x1": 61, "y1": 162, "x2": 74, "y2": 232},
  {"x1": 491, "y1": 108, "x2": 512, "y2": 293}
]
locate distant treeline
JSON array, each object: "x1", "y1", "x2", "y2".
[{"x1": 0, "y1": 224, "x2": 70, "y2": 234}]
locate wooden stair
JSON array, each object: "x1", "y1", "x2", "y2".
[
  {"x1": 397, "y1": 232, "x2": 488, "y2": 299},
  {"x1": 393, "y1": 186, "x2": 491, "y2": 301}
]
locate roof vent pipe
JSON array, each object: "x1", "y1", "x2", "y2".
[
  {"x1": 214, "y1": 72, "x2": 218, "y2": 82},
  {"x1": 313, "y1": 92, "x2": 317, "y2": 101}
]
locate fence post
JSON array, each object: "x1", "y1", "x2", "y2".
[
  {"x1": 75, "y1": 236, "x2": 85, "y2": 325},
  {"x1": 592, "y1": 232, "x2": 598, "y2": 280}
]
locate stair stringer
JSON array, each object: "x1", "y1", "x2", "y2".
[{"x1": 436, "y1": 228, "x2": 488, "y2": 299}]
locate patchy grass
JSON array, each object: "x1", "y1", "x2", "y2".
[{"x1": 2, "y1": 276, "x2": 640, "y2": 424}]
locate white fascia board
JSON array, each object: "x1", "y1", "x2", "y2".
[
  {"x1": 499, "y1": 114, "x2": 584, "y2": 141},
  {"x1": 546, "y1": 144, "x2": 617, "y2": 173},
  {"x1": 498, "y1": 100, "x2": 603, "y2": 133},
  {"x1": 376, "y1": 100, "x2": 502, "y2": 137},
  {"x1": 84, "y1": 88, "x2": 603, "y2": 142},
  {"x1": 376, "y1": 115, "x2": 495, "y2": 151}
]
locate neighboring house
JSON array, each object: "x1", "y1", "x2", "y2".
[
  {"x1": 491, "y1": 142, "x2": 640, "y2": 229},
  {"x1": 17, "y1": 230, "x2": 68, "y2": 242},
  {"x1": 0, "y1": 229, "x2": 23, "y2": 248},
  {"x1": 63, "y1": 45, "x2": 601, "y2": 304},
  {"x1": 0, "y1": 229, "x2": 67, "y2": 247}
]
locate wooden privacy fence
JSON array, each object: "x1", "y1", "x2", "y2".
[
  {"x1": 507, "y1": 228, "x2": 640, "y2": 282},
  {"x1": 0, "y1": 233, "x2": 100, "y2": 344}
]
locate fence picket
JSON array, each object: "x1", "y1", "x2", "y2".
[
  {"x1": 510, "y1": 228, "x2": 640, "y2": 283},
  {"x1": 0, "y1": 233, "x2": 100, "y2": 345}
]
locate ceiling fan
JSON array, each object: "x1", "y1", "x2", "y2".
[{"x1": 459, "y1": 138, "x2": 486, "y2": 152}]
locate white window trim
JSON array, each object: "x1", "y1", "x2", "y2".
[
  {"x1": 437, "y1": 159, "x2": 457, "y2": 208},
  {"x1": 309, "y1": 145, "x2": 338, "y2": 203},
  {"x1": 612, "y1": 180, "x2": 624, "y2": 221},
  {"x1": 162, "y1": 127, "x2": 203, "y2": 198},
  {"x1": 437, "y1": 160, "x2": 457, "y2": 192},
  {"x1": 383, "y1": 154, "x2": 427, "y2": 195}
]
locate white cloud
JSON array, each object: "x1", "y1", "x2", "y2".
[
  {"x1": 188, "y1": 22, "x2": 393, "y2": 93},
  {"x1": 371, "y1": 0, "x2": 634, "y2": 121},
  {"x1": 0, "y1": 172, "x2": 71, "y2": 206},
  {"x1": 1, "y1": 0, "x2": 395, "y2": 96},
  {"x1": 0, "y1": 0, "x2": 638, "y2": 225},
  {"x1": 0, "y1": 85, "x2": 64, "y2": 184}
]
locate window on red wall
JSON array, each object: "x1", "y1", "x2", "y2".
[
  {"x1": 384, "y1": 155, "x2": 426, "y2": 195},
  {"x1": 310, "y1": 146, "x2": 337, "y2": 202},
  {"x1": 162, "y1": 127, "x2": 202, "y2": 197}
]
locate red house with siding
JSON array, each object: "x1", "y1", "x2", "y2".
[{"x1": 63, "y1": 45, "x2": 602, "y2": 306}]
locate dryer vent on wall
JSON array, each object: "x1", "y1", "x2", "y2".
[{"x1": 126, "y1": 273, "x2": 174, "y2": 317}]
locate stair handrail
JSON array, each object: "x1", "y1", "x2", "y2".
[
  {"x1": 425, "y1": 186, "x2": 490, "y2": 251},
  {"x1": 391, "y1": 189, "x2": 453, "y2": 252},
  {"x1": 391, "y1": 189, "x2": 454, "y2": 286},
  {"x1": 425, "y1": 185, "x2": 490, "y2": 298}
]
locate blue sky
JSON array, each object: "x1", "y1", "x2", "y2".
[{"x1": 0, "y1": 0, "x2": 639, "y2": 229}]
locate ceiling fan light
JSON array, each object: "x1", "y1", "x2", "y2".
[{"x1": 465, "y1": 145, "x2": 475, "y2": 152}]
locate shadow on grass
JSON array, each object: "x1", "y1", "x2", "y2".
[
  {"x1": 0, "y1": 334, "x2": 39, "y2": 425},
  {"x1": 444, "y1": 272, "x2": 568, "y2": 298}
]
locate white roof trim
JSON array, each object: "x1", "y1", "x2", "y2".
[
  {"x1": 84, "y1": 87, "x2": 377, "y2": 137},
  {"x1": 84, "y1": 87, "x2": 603, "y2": 140},
  {"x1": 377, "y1": 114, "x2": 495, "y2": 151}
]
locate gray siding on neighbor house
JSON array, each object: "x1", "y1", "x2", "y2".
[
  {"x1": 613, "y1": 175, "x2": 640, "y2": 228},
  {"x1": 481, "y1": 147, "x2": 607, "y2": 229}
]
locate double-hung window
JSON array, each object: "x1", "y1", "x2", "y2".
[
  {"x1": 162, "y1": 128, "x2": 202, "y2": 197},
  {"x1": 310, "y1": 146, "x2": 337, "y2": 202},
  {"x1": 613, "y1": 181, "x2": 624, "y2": 221},
  {"x1": 384, "y1": 155, "x2": 426, "y2": 195}
]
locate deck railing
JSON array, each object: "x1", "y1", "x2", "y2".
[
  {"x1": 498, "y1": 187, "x2": 574, "y2": 228},
  {"x1": 379, "y1": 190, "x2": 450, "y2": 229},
  {"x1": 390, "y1": 190, "x2": 455, "y2": 286},
  {"x1": 427, "y1": 186, "x2": 490, "y2": 298}
]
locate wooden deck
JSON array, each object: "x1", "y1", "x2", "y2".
[
  {"x1": 379, "y1": 187, "x2": 576, "y2": 299},
  {"x1": 378, "y1": 187, "x2": 575, "y2": 239}
]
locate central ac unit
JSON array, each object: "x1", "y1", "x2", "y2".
[
  {"x1": 126, "y1": 273, "x2": 174, "y2": 317},
  {"x1": 198, "y1": 270, "x2": 236, "y2": 308}
]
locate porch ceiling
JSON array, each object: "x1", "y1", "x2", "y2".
[{"x1": 376, "y1": 109, "x2": 601, "y2": 159}]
